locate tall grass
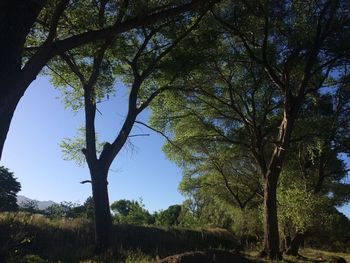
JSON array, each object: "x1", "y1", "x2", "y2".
[{"x1": 0, "y1": 212, "x2": 237, "y2": 262}]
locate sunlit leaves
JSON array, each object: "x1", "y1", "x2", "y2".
[
  {"x1": 278, "y1": 182, "x2": 330, "y2": 233},
  {"x1": 60, "y1": 127, "x2": 104, "y2": 166}
]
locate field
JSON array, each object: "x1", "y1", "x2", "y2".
[{"x1": 0, "y1": 212, "x2": 348, "y2": 263}]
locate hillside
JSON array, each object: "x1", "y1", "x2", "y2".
[{"x1": 16, "y1": 195, "x2": 56, "y2": 210}]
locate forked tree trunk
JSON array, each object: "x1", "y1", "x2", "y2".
[
  {"x1": 91, "y1": 168, "x2": 112, "y2": 253},
  {"x1": 283, "y1": 235, "x2": 291, "y2": 251},
  {"x1": 260, "y1": 106, "x2": 298, "y2": 259},
  {"x1": 285, "y1": 233, "x2": 304, "y2": 256},
  {"x1": 262, "y1": 174, "x2": 281, "y2": 259}
]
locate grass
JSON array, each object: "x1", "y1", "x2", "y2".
[
  {"x1": 298, "y1": 248, "x2": 350, "y2": 262},
  {"x1": 0, "y1": 212, "x2": 237, "y2": 262},
  {"x1": 1, "y1": 212, "x2": 349, "y2": 262},
  {"x1": 245, "y1": 248, "x2": 350, "y2": 263}
]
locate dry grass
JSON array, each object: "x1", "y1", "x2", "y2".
[
  {"x1": 298, "y1": 248, "x2": 350, "y2": 262},
  {"x1": 0, "y1": 212, "x2": 237, "y2": 262},
  {"x1": 244, "y1": 249, "x2": 350, "y2": 263},
  {"x1": 1, "y1": 212, "x2": 348, "y2": 263}
]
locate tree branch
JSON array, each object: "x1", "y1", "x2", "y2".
[
  {"x1": 80, "y1": 180, "x2": 92, "y2": 184},
  {"x1": 46, "y1": 0, "x2": 70, "y2": 43}
]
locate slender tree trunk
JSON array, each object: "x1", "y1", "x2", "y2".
[
  {"x1": 91, "y1": 168, "x2": 112, "y2": 253},
  {"x1": 284, "y1": 236, "x2": 291, "y2": 251},
  {"x1": 262, "y1": 174, "x2": 281, "y2": 259},
  {"x1": 285, "y1": 233, "x2": 304, "y2": 256}
]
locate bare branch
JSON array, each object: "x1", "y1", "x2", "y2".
[
  {"x1": 19, "y1": 0, "x2": 210, "y2": 95},
  {"x1": 134, "y1": 120, "x2": 181, "y2": 150},
  {"x1": 86, "y1": 40, "x2": 111, "y2": 88},
  {"x1": 60, "y1": 53, "x2": 86, "y2": 84},
  {"x1": 128, "y1": 133, "x2": 150, "y2": 138},
  {"x1": 80, "y1": 180, "x2": 92, "y2": 184},
  {"x1": 141, "y1": 9, "x2": 208, "y2": 79}
]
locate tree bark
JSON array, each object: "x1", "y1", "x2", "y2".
[
  {"x1": 285, "y1": 233, "x2": 304, "y2": 256},
  {"x1": 262, "y1": 174, "x2": 281, "y2": 259},
  {"x1": 91, "y1": 167, "x2": 112, "y2": 253},
  {"x1": 0, "y1": 93, "x2": 20, "y2": 159},
  {"x1": 283, "y1": 236, "x2": 291, "y2": 252},
  {"x1": 0, "y1": 0, "x2": 44, "y2": 160},
  {"x1": 259, "y1": 101, "x2": 298, "y2": 259}
]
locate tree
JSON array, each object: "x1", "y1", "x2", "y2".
[
  {"x1": 277, "y1": 181, "x2": 329, "y2": 255},
  {"x1": 151, "y1": 0, "x2": 350, "y2": 258},
  {"x1": 111, "y1": 199, "x2": 153, "y2": 225},
  {"x1": 50, "y1": 2, "x2": 216, "y2": 252},
  {"x1": 20, "y1": 199, "x2": 39, "y2": 213},
  {"x1": 0, "y1": 166, "x2": 21, "y2": 211},
  {"x1": 82, "y1": 196, "x2": 95, "y2": 220},
  {"x1": 212, "y1": 1, "x2": 350, "y2": 258},
  {"x1": 45, "y1": 203, "x2": 67, "y2": 219},
  {"x1": 277, "y1": 91, "x2": 350, "y2": 255},
  {"x1": 0, "y1": 0, "x2": 210, "y2": 160},
  {"x1": 178, "y1": 164, "x2": 263, "y2": 245},
  {"x1": 154, "y1": 205, "x2": 182, "y2": 226},
  {"x1": 45, "y1": 197, "x2": 95, "y2": 219}
]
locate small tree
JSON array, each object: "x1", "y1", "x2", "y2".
[
  {"x1": 20, "y1": 200, "x2": 39, "y2": 213},
  {"x1": 52, "y1": 2, "x2": 215, "y2": 251},
  {"x1": 111, "y1": 199, "x2": 153, "y2": 225},
  {"x1": 45, "y1": 203, "x2": 66, "y2": 219},
  {"x1": 154, "y1": 205, "x2": 182, "y2": 226},
  {"x1": 83, "y1": 196, "x2": 94, "y2": 220},
  {"x1": 0, "y1": 166, "x2": 21, "y2": 211},
  {"x1": 278, "y1": 182, "x2": 329, "y2": 255}
]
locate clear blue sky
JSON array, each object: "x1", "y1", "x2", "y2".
[
  {"x1": 1, "y1": 77, "x2": 184, "y2": 212},
  {"x1": 1, "y1": 76, "x2": 349, "y2": 218}
]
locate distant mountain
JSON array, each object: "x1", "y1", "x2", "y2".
[{"x1": 17, "y1": 195, "x2": 57, "y2": 210}]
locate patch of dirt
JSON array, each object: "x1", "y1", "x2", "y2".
[{"x1": 156, "y1": 250, "x2": 256, "y2": 263}]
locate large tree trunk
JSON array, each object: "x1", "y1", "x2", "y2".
[
  {"x1": 259, "y1": 104, "x2": 298, "y2": 259},
  {"x1": 0, "y1": 93, "x2": 21, "y2": 159},
  {"x1": 0, "y1": 0, "x2": 44, "y2": 160},
  {"x1": 91, "y1": 168, "x2": 113, "y2": 253},
  {"x1": 262, "y1": 174, "x2": 281, "y2": 259}
]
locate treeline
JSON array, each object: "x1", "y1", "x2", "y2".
[
  {"x1": 17, "y1": 197, "x2": 191, "y2": 229},
  {"x1": 17, "y1": 195, "x2": 350, "y2": 254},
  {"x1": 1, "y1": 164, "x2": 350, "y2": 255}
]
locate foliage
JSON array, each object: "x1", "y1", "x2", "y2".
[
  {"x1": 19, "y1": 200, "x2": 40, "y2": 214},
  {"x1": 149, "y1": 0, "x2": 350, "y2": 257},
  {"x1": 276, "y1": 89, "x2": 350, "y2": 241},
  {"x1": 111, "y1": 199, "x2": 153, "y2": 225},
  {"x1": 0, "y1": 166, "x2": 21, "y2": 212},
  {"x1": 44, "y1": 197, "x2": 94, "y2": 220},
  {"x1": 277, "y1": 181, "x2": 330, "y2": 234},
  {"x1": 46, "y1": 0, "x2": 217, "y2": 250},
  {"x1": 60, "y1": 127, "x2": 104, "y2": 166},
  {"x1": 154, "y1": 205, "x2": 182, "y2": 226},
  {"x1": 306, "y1": 208, "x2": 350, "y2": 252}
]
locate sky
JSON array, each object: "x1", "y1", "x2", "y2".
[
  {"x1": 1, "y1": 77, "x2": 185, "y2": 212},
  {"x1": 1, "y1": 76, "x2": 350, "y2": 217}
]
